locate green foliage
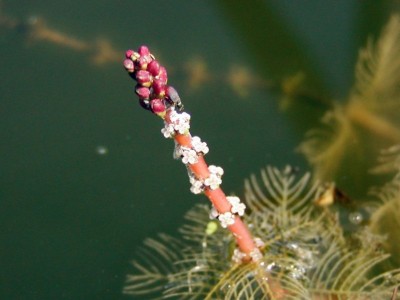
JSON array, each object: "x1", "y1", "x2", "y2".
[
  {"x1": 124, "y1": 167, "x2": 400, "y2": 299},
  {"x1": 298, "y1": 15, "x2": 400, "y2": 198},
  {"x1": 369, "y1": 146, "x2": 400, "y2": 270}
]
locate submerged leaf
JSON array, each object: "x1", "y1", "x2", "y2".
[
  {"x1": 351, "y1": 15, "x2": 400, "y2": 114},
  {"x1": 297, "y1": 105, "x2": 355, "y2": 183},
  {"x1": 369, "y1": 161, "x2": 400, "y2": 269},
  {"x1": 124, "y1": 167, "x2": 399, "y2": 299},
  {"x1": 299, "y1": 15, "x2": 400, "y2": 196},
  {"x1": 370, "y1": 144, "x2": 400, "y2": 174}
]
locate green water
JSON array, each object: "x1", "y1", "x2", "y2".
[{"x1": 0, "y1": 1, "x2": 395, "y2": 299}]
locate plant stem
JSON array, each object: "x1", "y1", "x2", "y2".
[
  {"x1": 165, "y1": 109, "x2": 258, "y2": 260},
  {"x1": 124, "y1": 45, "x2": 262, "y2": 262}
]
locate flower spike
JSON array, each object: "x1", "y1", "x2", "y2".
[{"x1": 123, "y1": 45, "x2": 263, "y2": 262}]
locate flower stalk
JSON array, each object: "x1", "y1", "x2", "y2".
[{"x1": 123, "y1": 45, "x2": 262, "y2": 262}]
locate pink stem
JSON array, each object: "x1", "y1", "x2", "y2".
[
  {"x1": 124, "y1": 45, "x2": 261, "y2": 262},
  {"x1": 169, "y1": 111, "x2": 257, "y2": 260}
]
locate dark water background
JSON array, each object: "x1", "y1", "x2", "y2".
[{"x1": 0, "y1": 1, "x2": 394, "y2": 299}]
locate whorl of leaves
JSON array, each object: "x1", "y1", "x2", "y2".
[{"x1": 124, "y1": 166, "x2": 400, "y2": 299}]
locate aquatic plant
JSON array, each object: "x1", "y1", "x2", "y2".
[
  {"x1": 368, "y1": 146, "x2": 400, "y2": 270},
  {"x1": 122, "y1": 45, "x2": 400, "y2": 299},
  {"x1": 298, "y1": 15, "x2": 400, "y2": 197},
  {"x1": 123, "y1": 45, "x2": 262, "y2": 262}
]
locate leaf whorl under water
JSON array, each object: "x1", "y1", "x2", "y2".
[
  {"x1": 124, "y1": 166, "x2": 400, "y2": 299},
  {"x1": 298, "y1": 15, "x2": 400, "y2": 194}
]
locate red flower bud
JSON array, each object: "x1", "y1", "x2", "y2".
[
  {"x1": 123, "y1": 59, "x2": 134, "y2": 73},
  {"x1": 138, "y1": 45, "x2": 150, "y2": 57},
  {"x1": 150, "y1": 98, "x2": 166, "y2": 117},
  {"x1": 136, "y1": 46, "x2": 153, "y2": 69},
  {"x1": 153, "y1": 79, "x2": 166, "y2": 96},
  {"x1": 136, "y1": 56, "x2": 148, "y2": 70},
  {"x1": 125, "y1": 49, "x2": 134, "y2": 59},
  {"x1": 147, "y1": 60, "x2": 160, "y2": 76},
  {"x1": 125, "y1": 49, "x2": 139, "y2": 61},
  {"x1": 157, "y1": 66, "x2": 168, "y2": 84},
  {"x1": 135, "y1": 86, "x2": 150, "y2": 99},
  {"x1": 135, "y1": 70, "x2": 153, "y2": 87}
]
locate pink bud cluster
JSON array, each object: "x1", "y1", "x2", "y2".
[{"x1": 123, "y1": 46, "x2": 183, "y2": 117}]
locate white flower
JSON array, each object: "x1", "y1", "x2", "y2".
[
  {"x1": 231, "y1": 248, "x2": 246, "y2": 263},
  {"x1": 249, "y1": 248, "x2": 263, "y2": 262},
  {"x1": 165, "y1": 109, "x2": 191, "y2": 135},
  {"x1": 174, "y1": 121, "x2": 190, "y2": 134},
  {"x1": 168, "y1": 108, "x2": 179, "y2": 122},
  {"x1": 227, "y1": 196, "x2": 240, "y2": 205},
  {"x1": 204, "y1": 173, "x2": 222, "y2": 190},
  {"x1": 171, "y1": 112, "x2": 191, "y2": 134},
  {"x1": 161, "y1": 123, "x2": 175, "y2": 138},
  {"x1": 227, "y1": 196, "x2": 246, "y2": 216},
  {"x1": 189, "y1": 176, "x2": 204, "y2": 194},
  {"x1": 208, "y1": 165, "x2": 224, "y2": 176},
  {"x1": 190, "y1": 184, "x2": 203, "y2": 194},
  {"x1": 181, "y1": 147, "x2": 198, "y2": 164},
  {"x1": 218, "y1": 212, "x2": 235, "y2": 228},
  {"x1": 180, "y1": 112, "x2": 191, "y2": 122},
  {"x1": 209, "y1": 206, "x2": 219, "y2": 219},
  {"x1": 204, "y1": 165, "x2": 223, "y2": 190},
  {"x1": 173, "y1": 145, "x2": 198, "y2": 164},
  {"x1": 254, "y1": 237, "x2": 265, "y2": 248},
  {"x1": 191, "y1": 136, "x2": 209, "y2": 154}
]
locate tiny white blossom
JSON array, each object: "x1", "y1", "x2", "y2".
[
  {"x1": 254, "y1": 237, "x2": 265, "y2": 248},
  {"x1": 231, "y1": 248, "x2": 246, "y2": 263},
  {"x1": 249, "y1": 248, "x2": 263, "y2": 262},
  {"x1": 227, "y1": 196, "x2": 240, "y2": 205},
  {"x1": 204, "y1": 173, "x2": 222, "y2": 190},
  {"x1": 178, "y1": 147, "x2": 198, "y2": 164},
  {"x1": 189, "y1": 176, "x2": 204, "y2": 194},
  {"x1": 174, "y1": 121, "x2": 190, "y2": 134},
  {"x1": 209, "y1": 206, "x2": 219, "y2": 219},
  {"x1": 191, "y1": 136, "x2": 209, "y2": 154},
  {"x1": 204, "y1": 165, "x2": 223, "y2": 189},
  {"x1": 174, "y1": 112, "x2": 191, "y2": 133},
  {"x1": 167, "y1": 110, "x2": 191, "y2": 134},
  {"x1": 161, "y1": 123, "x2": 175, "y2": 138},
  {"x1": 180, "y1": 112, "x2": 191, "y2": 122},
  {"x1": 190, "y1": 184, "x2": 203, "y2": 194},
  {"x1": 209, "y1": 165, "x2": 224, "y2": 176},
  {"x1": 227, "y1": 196, "x2": 246, "y2": 216},
  {"x1": 189, "y1": 174, "x2": 197, "y2": 184},
  {"x1": 168, "y1": 108, "x2": 179, "y2": 122},
  {"x1": 218, "y1": 212, "x2": 235, "y2": 228}
]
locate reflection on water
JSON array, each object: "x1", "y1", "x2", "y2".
[
  {"x1": 0, "y1": 10, "x2": 119, "y2": 64},
  {"x1": 0, "y1": 4, "x2": 272, "y2": 98},
  {"x1": 95, "y1": 145, "x2": 108, "y2": 156}
]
